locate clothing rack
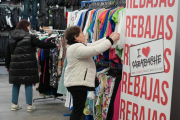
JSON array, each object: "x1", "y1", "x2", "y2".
[
  {"x1": 44, "y1": 29, "x2": 70, "y2": 116},
  {"x1": 33, "y1": 29, "x2": 66, "y2": 102}
]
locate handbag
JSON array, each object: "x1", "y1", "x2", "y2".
[{"x1": 95, "y1": 77, "x2": 99, "y2": 88}]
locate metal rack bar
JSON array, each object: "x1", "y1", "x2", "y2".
[
  {"x1": 0, "y1": 62, "x2": 5, "y2": 65},
  {"x1": 81, "y1": 0, "x2": 114, "y2": 7},
  {"x1": 44, "y1": 29, "x2": 65, "y2": 32},
  {"x1": 33, "y1": 96, "x2": 65, "y2": 102},
  {"x1": 0, "y1": 3, "x2": 23, "y2": 8}
]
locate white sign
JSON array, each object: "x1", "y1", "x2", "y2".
[
  {"x1": 129, "y1": 38, "x2": 164, "y2": 77},
  {"x1": 119, "y1": 0, "x2": 179, "y2": 120}
]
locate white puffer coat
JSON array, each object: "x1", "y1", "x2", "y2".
[{"x1": 64, "y1": 37, "x2": 112, "y2": 87}]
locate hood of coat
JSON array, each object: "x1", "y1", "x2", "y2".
[{"x1": 9, "y1": 29, "x2": 28, "y2": 41}]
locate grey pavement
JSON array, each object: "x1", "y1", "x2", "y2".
[{"x1": 0, "y1": 66, "x2": 71, "y2": 120}]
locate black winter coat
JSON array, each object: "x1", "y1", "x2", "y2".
[{"x1": 5, "y1": 29, "x2": 56, "y2": 84}]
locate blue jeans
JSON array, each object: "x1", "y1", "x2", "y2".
[
  {"x1": 12, "y1": 84, "x2": 33, "y2": 104},
  {"x1": 23, "y1": 0, "x2": 38, "y2": 27}
]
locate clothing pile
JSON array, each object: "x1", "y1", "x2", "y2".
[{"x1": 0, "y1": 7, "x2": 22, "y2": 31}]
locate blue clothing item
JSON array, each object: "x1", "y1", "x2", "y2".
[
  {"x1": 103, "y1": 50, "x2": 109, "y2": 59},
  {"x1": 41, "y1": 49, "x2": 45, "y2": 61},
  {"x1": 87, "y1": 91, "x2": 94, "y2": 115},
  {"x1": 95, "y1": 86, "x2": 100, "y2": 96},
  {"x1": 90, "y1": 9, "x2": 100, "y2": 44},
  {"x1": 97, "y1": 67, "x2": 105, "y2": 72},
  {"x1": 99, "y1": 8, "x2": 114, "y2": 39},
  {"x1": 93, "y1": 55, "x2": 98, "y2": 60},
  {"x1": 86, "y1": 115, "x2": 94, "y2": 120},
  {"x1": 12, "y1": 84, "x2": 33, "y2": 104},
  {"x1": 70, "y1": 94, "x2": 73, "y2": 111},
  {"x1": 80, "y1": 11, "x2": 87, "y2": 28},
  {"x1": 77, "y1": 12, "x2": 83, "y2": 27},
  {"x1": 99, "y1": 8, "x2": 114, "y2": 59},
  {"x1": 90, "y1": 9, "x2": 99, "y2": 36},
  {"x1": 41, "y1": 39, "x2": 47, "y2": 61},
  {"x1": 57, "y1": 57, "x2": 67, "y2": 95},
  {"x1": 88, "y1": 10, "x2": 97, "y2": 43},
  {"x1": 23, "y1": 0, "x2": 38, "y2": 27}
]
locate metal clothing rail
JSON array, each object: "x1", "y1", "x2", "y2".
[
  {"x1": 43, "y1": 29, "x2": 65, "y2": 38},
  {"x1": 43, "y1": 29, "x2": 65, "y2": 32},
  {"x1": 33, "y1": 96, "x2": 65, "y2": 102},
  {"x1": 0, "y1": 4, "x2": 22, "y2": 8},
  {"x1": 0, "y1": 0, "x2": 22, "y2": 7},
  {"x1": 0, "y1": 33, "x2": 9, "y2": 36},
  {"x1": 81, "y1": 0, "x2": 114, "y2": 7}
]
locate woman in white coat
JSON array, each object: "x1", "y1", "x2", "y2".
[{"x1": 64, "y1": 25, "x2": 120, "y2": 120}]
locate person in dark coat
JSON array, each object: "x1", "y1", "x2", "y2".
[{"x1": 5, "y1": 19, "x2": 56, "y2": 112}]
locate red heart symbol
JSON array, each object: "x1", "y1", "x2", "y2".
[{"x1": 142, "y1": 46, "x2": 150, "y2": 58}]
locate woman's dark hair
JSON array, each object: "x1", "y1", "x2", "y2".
[
  {"x1": 65, "y1": 25, "x2": 81, "y2": 44},
  {"x1": 15, "y1": 19, "x2": 30, "y2": 32}
]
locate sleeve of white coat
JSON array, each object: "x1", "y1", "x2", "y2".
[
  {"x1": 73, "y1": 39, "x2": 112, "y2": 59},
  {"x1": 86, "y1": 37, "x2": 107, "y2": 46}
]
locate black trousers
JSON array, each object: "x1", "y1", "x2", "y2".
[{"x1": 70, "y1": 90, "x2": 87, "y2": 120}]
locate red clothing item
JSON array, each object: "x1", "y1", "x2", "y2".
[
  {"x1": 97, "y1": 54, "x2": 104, "y2": 62},
  {"x1": 113, "y1": 81, "x2": 121, "y2": 120},
  {"x1": 38, "y1": 49, "x2": 41, "y2": 62},
  {"x1": 109, "y1": 47, "x2": 121, "y2": 64}
]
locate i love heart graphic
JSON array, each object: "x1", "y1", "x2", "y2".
[{"x1": 142, "y1": 46, "x2": 150, "y2": 57}]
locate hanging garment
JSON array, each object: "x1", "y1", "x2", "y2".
[
  {"x1": 38, "y1": 0, "x2": 46, "y2": 28},
  {"x1": 93, "y1": 8, "x2": 105, "y2": 41},
  {"x1": 0, "y1": 36, "x2": 8, "y2": 59},
  {"x1": 50, "y1": 44, "x2": 59, "y2": 88},
  {"x1": 111, "y1": 8, "x2": 124, "y2": 48},
  {"x1": 23, "y1": 0, "x2": 38, "y2": 28},
  {"x1": 106, "y1": 76, "x2": 122, "y2": 120},
  {"x1": 11, "y1": 8, "x2": 19, "y2": 27},
  {"x1": 57, "y1": 57, "x2": 68, "y2": 95},
  {"x1": 0, "y1": 7, "x2": 7, "y2": 29},
  {"x1": 112, "y1": 81, "x2": 122, "y2": 120}
]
